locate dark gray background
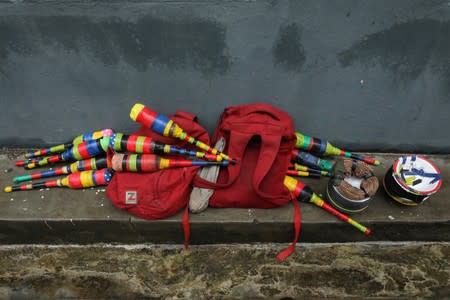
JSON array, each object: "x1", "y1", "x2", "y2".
[{"x1": 0, "y1": 0, "x2": 449, "y2": 152}]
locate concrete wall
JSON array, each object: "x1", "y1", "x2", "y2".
[{"x1": 0, "y1": 0, "x2": 449, "y2": 152}]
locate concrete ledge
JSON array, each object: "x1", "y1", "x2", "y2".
[{"x1": 0, "y1": 150, "x2": 449, "y2": 244}]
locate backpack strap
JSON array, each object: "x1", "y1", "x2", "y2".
[
  {"x1": 240, "y1": 103, "x2": 284, "y2": 122},
  {"x1": 193, "y1": 130, "x2": 253, "y2": 189},
  {"x1": 183, "y1": 206, "x2": 190, "y2": 249},
  {"x1": 252, "y1": 134, "x2": 284, "y2": 201},
  {"x1": 276, "y1": 193, "x2": 301, "y2": 261}
]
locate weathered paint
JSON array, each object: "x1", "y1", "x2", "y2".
[{"x1": 0, "y1": 0, "x2": 449, "y2": 152}]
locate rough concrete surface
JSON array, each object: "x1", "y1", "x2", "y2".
[{"x1": 0, "y1": 243, "x2": 448, "y2": 299}]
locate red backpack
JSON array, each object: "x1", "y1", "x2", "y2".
[
  {"x1": 106, "y1": 110, "x2": 209, "y2": 246},
  {"x1": 107, "y1": 104, "x2": 300, "y2": 260},
  {"x1": 193, "y1": 103, "x2": 300, "y2": 260}
]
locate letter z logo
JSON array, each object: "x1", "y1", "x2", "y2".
[{"x1": 125, "y1": 191, "x2": 138, "y2": 204}]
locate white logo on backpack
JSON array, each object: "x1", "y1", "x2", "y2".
[{"x1": 125, "y1": 191, "x2": 138, "y2": 204}]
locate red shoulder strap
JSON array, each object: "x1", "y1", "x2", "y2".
[
  {"x1": 183, "y1": 206, "x2": 190, "y2": 249},
  {"x1": 276, "y1": 194, "x2": 301, "y2": 261},
  {"x1": 252, "y1": 134, "x2": 282, "y2": 200}
]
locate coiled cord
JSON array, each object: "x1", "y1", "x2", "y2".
[
  {"x1": 335, "y1": 159, "x2": 379, "y2": 200},
  {"x1": 326, "y1": 158, "x2": 379, "y2": 214}
]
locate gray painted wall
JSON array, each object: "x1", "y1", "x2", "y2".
[{"x1": 0, "y1": 0, "x2": 449, "y2": 152}]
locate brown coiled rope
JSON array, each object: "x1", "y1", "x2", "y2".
[{"x1": 333, "y1": 159, "x2": 379, "y2": 200}]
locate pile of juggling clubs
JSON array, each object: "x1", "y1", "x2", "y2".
[
  {"x1": 287, "y1": 132, "x2": 380, "y2": 179},
  {"x1": 5, "y1": 103, "x2": 233, "y2": 193},
  {"x1": 6, "y1": 129, "x2": 115, "y2": 192},
  {"x1": 285, "y1": 133, "x2": 379, "y2": 235}
]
